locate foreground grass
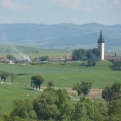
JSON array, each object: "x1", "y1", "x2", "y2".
[{"x1": 0, "y1": 60, "x2": 121, "y2": 114}]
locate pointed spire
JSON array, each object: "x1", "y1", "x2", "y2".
[
  {"x1": 100, "y1": 30, "x2": 102, "y2": 40},
  {"x1": 98, "y1": 30, "x2": 105, "y2": 43}
]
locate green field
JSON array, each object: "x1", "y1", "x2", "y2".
[{"x1": 0, "y1": 60, "x2": 121, "y2": 114}]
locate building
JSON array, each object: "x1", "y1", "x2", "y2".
[
  {"x1": 83, "y1": 30, "x2": 105, "y2": 60},
  {"x1": 0, "y1": 58, "x2": 14, "y2": 64},
  {"x1": 98, "y1": 30, "x2": 105, "y2": 60}
]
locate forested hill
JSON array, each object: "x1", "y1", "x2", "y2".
[{"x1": 0, "y1": 23, "x2": 121, "y2": 49}]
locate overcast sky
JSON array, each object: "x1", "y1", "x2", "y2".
[{"x1": 0, "y1": 0, "x2": 121, "y2": 25}]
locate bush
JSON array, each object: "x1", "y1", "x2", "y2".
[
  {"x1": 87, "y1": 59, "x2": 96, "y2": 66},
  {"x1": 81, "y1": 62, "x2": 85, "y2": 66}
]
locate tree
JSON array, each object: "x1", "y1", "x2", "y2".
[
  {"x1": 72, "y1": 49, "x2": 85, "y2": 61},
  {"x1": 93, "y1": 98, "x2": 108, "y2": 117},
  {"x1": 6, "y1": 55, "x2": 16, "y2": 60},
  {"x1": 31, "y1": 74, "x2": 45, "y2": 90},
  {"x1": 81, "y1": 81, "x2": 92, "y2": 96},
  {"x1": 102, "y1": 82, "x2": 121, "y2": 115},
  {"x1": 110, "y1": 99, "x2": 121, "y2": 115},
  {"x1": 87, "y1": 59, "x2": 96, "y2": 66},
  {"x1": 73, "y1": 83, "x2": 82, "y2": 96},
  {"x1": 33, "y1": 89, "x2": 60, "y2": 120},
  {"x1": 102, "y1": 82, "x2": 121, "y2": 102},
  {"x1": 86, "y1": 50, "x2": 92, "y2": 59},
  {"x1": 10, "y1": 99, "x2": 37, "y2": 120},
  {"x1": 111, "y1": 60, "x2": 121, "y2": 70},
  {"x1": 0, "y1": 104, "x2": 3, "y2": 121},
  {"x1": 10, "y1": 73, "x2": 16, "y2": 83},
  {"x1": 72, "y1": 97, "x2": 104, "y2": 121},
  {"x1": 92, "y1": 49, "x2": 101, "y2": 60},
  {"x1": 41, "y1": 56, "x2": 49, "y2": 63},
  {"x1": 0, "y1": 71, "x2": 9, "y2": 82},
  {"x1": 73, "y1": 81, "x2": 92, "y2": 96},
  {"x1": 64, "y1": 57, "x2": 67, "y2": 65},
  {"x1": 102, "y1": 85, "x2": 112, "y2": 102},
  {"x1": 47, "y1": 80, "x2": 55, "y2": 88},
  {"x1": 33, "y1": 88, "x2": 74, "y2": 121},
  {"x1": 87, "y1": 59, "x2": 92, "y2": 66},
  {"x1": 92, "y1": 60, "x2": 96, "y2": 66}
]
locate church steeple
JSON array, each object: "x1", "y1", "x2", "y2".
[
  {"x1": 100, "y1": 30, "x2": 102, "y2": 40},
  {"x1": 98, "y1": 30, "x2": 105, "y2": 43},
  {"x1": 97, "y1": 30, "x2": 105, "y2": 60}
]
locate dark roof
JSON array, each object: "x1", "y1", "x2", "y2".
[
  {"x1": 98, "y1": 30, "x2": 105, "y2": 43},
  {"x1": 93, "y1": 48, "x2": 98, "y2": 50}
]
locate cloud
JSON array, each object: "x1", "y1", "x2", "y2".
[
  {"x1": 115, "y1": 0, "x2": 120, "y2": 4},
  {"x1": 49, "y1": 0, "x2": 81, "y2": 11},
  {"x1": 113, "y1": 0, "x2": 121, "y2": 8},
  {"x1": 0, "y1": 16, "x2": 10, "y2": 24},
  {"x1": 0, "y1": 0, "x2": 29, "y2": 10},
  {"x1": 83, "y1": 4, "x2": 92, "y2": 11}
]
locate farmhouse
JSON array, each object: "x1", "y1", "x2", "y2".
[
  {"x1": 0, "y1": 58, "x2": 14, "y2": 64},
  {"x1": 15, "y1": 59, "x2": 29, "y2": 64}
]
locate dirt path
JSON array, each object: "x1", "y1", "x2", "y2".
[{"x1": 41, "y1": 87, "x2": 102, "y2": 98}]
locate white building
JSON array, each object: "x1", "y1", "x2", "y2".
[{"x1": 98, "y1": 30, "x2": 105, "y2": 60}]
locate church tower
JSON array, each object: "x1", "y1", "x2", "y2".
[{"x1": 98, "y1": 30, "x2": 105, "y2": 60}]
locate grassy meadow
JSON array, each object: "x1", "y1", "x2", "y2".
[{"x1": 0, "y1": 60, "x2": 120, "y2": 89}]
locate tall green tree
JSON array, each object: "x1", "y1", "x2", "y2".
[
  {"x1": 0, "y1": 104, "x2": 3, "y2": 121},
  {"x1": 0, "y1": 71, "x2": 9, "y2": 82},
  {"x1": 33, "y1": 88, "x2": 74, "y2": 121},
  {"x1": 10, "y1": 99, "x2": 37, "y2": 120},
  {"x1": 47, "y1": 80, "x2": 55, "y2": 88},
  {"x1": 102, "y1": 82, "x2": 121, "y2": 115},
  {"x1": 6, "y1": 55, "x2": 16, "y2": 60},
  {"x1": 72, "y1": 49, "x2": 85, "y2": 61},
  {"x1": 73, "y1": 81, "x2": 92, "y2": 96},
  {"x1": 33, "y1": 92, "x2": 60, "y2": 120},
  {"x1": 87, "y1": 59, "x2": 92, "y2": 66},
  {"x1": 10, "y1": 73, "x2": 16, "y2": 83},
  {"x1": 92, "y1": 98, "x2": 108, "y2": 117},
  {"x1": 111, "y1": 60, "x2": 121, "y2": 70},
  {"x1": 31, "y1": 74, "x2": 45, "y2": 90},
  {"x1": 92, "y1": 60, "x2": 96, "y2": 66},
  {"x1": 86, "y1": 50, "x2": 92, "y2": 59},
  {"x1": 73, "y1": 83, "x2": 82, "y2": 96},
  {"x1": 92, "y1": 49, "x2": 101, "y2": 60},
  {"x1": 102, "y1": 82, "x2": 121, "y2": 102},
  {"x1": 81, "y1": 81, "x2": 92, "y2": 96},
  {"x1": 110, "y1": 99, "x2": 121, "y2": 115},
  {"x1": 72, "y1": 97, "x2": 104, "y2": 121},
  {"x1": 41, "y1": 55, "x2": 49, "y2": 63}
]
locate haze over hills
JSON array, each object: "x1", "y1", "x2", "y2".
[{"x1": 0, "y1": 23, "x2": 121, "y2": 50}]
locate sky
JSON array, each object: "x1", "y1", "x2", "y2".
[{"x1": 0, "y1": 0, "x2": 121, "y2": 25}]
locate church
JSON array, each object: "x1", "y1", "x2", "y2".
[
  {"x1": 83, "y1": 30, "x2": 105, "y2": 60},
  {"x1": 97, "y1": 30, "x2": 105, "y2": 60}
]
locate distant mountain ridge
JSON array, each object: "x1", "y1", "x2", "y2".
[{"x1": 0, "y1": 23, "x2": 121, "y2": 49}]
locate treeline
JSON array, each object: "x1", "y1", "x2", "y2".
[
  {"x1": 72, "y1": 49, "x2": 101, "y2": 61},
  {"x1": 71, "y1": 48, "x2": 101, "y2": 67},
  {"x1": 110, "y1": 60, "x2": 121, "y2": 70},
  {"x1": 0, "y1": 82, "x2": 121, "y2": 121}
]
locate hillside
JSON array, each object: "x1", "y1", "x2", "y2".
[{"x1": 0, "y1": 23, "x2": 121, "y2": 50}]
